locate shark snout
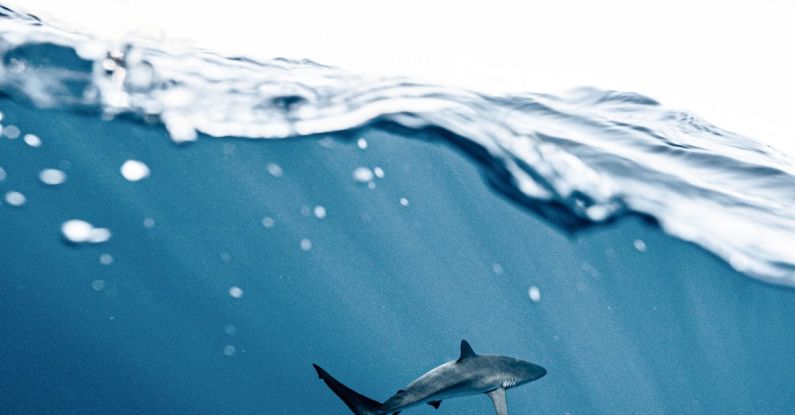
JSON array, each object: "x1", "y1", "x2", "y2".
[
  {"x1": 532, "y1": 363, "x2": 547, "y2": 380},
  {"x1": 518, "y1": 361, "x2": 547, "y2": 383}
]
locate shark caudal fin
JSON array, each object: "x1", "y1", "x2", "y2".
[{"x1": 313, "y1": 364, "x2": 386, "y2": 415}]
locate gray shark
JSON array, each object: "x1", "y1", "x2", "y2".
[{"x1": 313, "y1": 340, "x2": 546, "y2": 415}]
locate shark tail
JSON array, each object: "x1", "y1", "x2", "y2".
[{"x1": 313, "y1": 364, "x2": 386, "y2": 415}]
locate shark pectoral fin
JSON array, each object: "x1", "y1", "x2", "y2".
[
  {"x1": 428, "y1": 400, "x2": 442, "y2": 409},
  {"x1": 487, "y1": 388, "x2": 508, "y2": 415}
]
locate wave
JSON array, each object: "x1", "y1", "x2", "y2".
[{"x1": 2, "y1": 6, "x2": 794, "y2": 287}]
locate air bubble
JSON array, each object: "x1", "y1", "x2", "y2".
[
  {"x1": 91, "y1": 279, "x2": 106, "y2": 291},
  {"x1": 223, "y1": 345, "x2": 237, "y2": 356},
  {"x1": 266, "y1": 163, "x2": 283, "y2": 177},
  {"x1": 4, "y1": 191, "x2": 25, "y2": 206},
  {"x1": 222, "y1": 143, "x2": 236, "y2": 155},
  {"x1": 352, "y1": 167, "x2": 374, "y2": 182},
  {"x1": 528, "y1": 286, "x2": 541, "y2": 303},
  {"x1": 39, "y1": 169, "x2": 67, "y2": 185},
  {"x1": 3, "y1": 125, "x2": 20, "y2": 139},
  {"x1": 318, "y1": 138, "x2": 335, "y2": 148},
  {"x1": 313, "y1": 205, "x2": 327, "y2": 219},
  {"x1": 224, "y1": 324, "x2": 237, "y2": 335},
  {"x1": 229, "y1": 286, "x2": 244, "y2": 298},
  {"x1": 120, "y1": 160, "x2": 150, "y2": 181},
  {"x1": 23, "y1": 134, "x2": 41, "y2": 147},
  {"x1": 99, "y1": 254, "x2": 114, "y2": 265}
]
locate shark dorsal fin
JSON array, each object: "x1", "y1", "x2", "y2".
[
  {"x1": 428, "y1": 400, "x2": 442, "y2": 409},
  {"x1": 458, "y1": 340, "x2": 477, "y2": 362}
]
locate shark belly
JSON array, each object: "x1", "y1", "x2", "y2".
[{"x1": 385, "y1": 361, "x2": 496, "y2": 412}]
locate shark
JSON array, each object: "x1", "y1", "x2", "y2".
[{"x1": 313, "y1": 340, "x2": 546, "y2": 415}]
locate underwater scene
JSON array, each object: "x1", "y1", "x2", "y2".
[{"x1": 1, "y1": 5, "x2": 794, "y2": 414}]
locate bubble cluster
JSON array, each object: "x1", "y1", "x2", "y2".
[{"x1": 61, "y1": 219, "x2": 111, "y2": 244}]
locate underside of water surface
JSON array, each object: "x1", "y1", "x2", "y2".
[
  {"x1": 1, "y1": 5, "x2": 794, "y2": 415},
  {"x1": 3, "y1": 7, "x2": 795, "y2": 287}
]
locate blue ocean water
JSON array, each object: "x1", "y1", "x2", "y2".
[{"x1": 1, "y1": 6, "x2": 794, "y2": 414}]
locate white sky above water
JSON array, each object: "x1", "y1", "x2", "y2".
[{"x1": 8, "y1": 0, "x2": 795, "y2": 157}]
